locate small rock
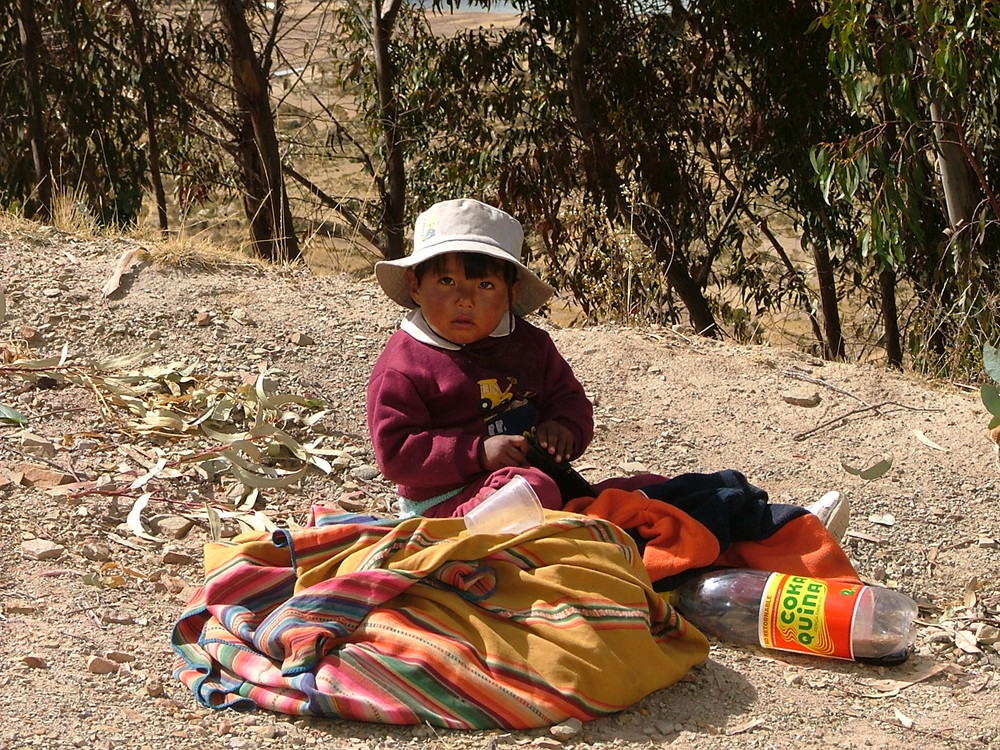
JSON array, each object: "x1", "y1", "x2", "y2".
[
  {"x1": 152, "y1": 515, "x2": 196, "y2": 540},
  {"x1": 550, "y1": 717, "x2": 584, "y2": 739},
  {"x1": 349, "y1": 464, "x2": 380, "y2": 481},
  {"x1": 619, "y1": 461, "x2": 649, "y2": 475},
  {"x1": 16, "y1": 325, "x2": 46, "y2": 346},
  {"x1": 20, "y1": 654, "x2": 48, "y2": 669},
  {"x1": 161, "y1": 548, "x2": 194, "y2": 566},
  {"x1": 782, "y1": 392, "x2": 821, "y2": 407},
  {"x1": 977, "y1": 537, "x2": 999, "y2": 549},
  {"x1": 100, "y1": 608, "x2": 138, "y2": 625},
  {"x1": 21, "y1": 538, "x2": 65, "y2": 561},
  {"x1": 289, "y1": 331, "x2": 314, "y2": 346},
  {"x1": 81, "y1": 542, "x2": 112, "y2": 562},
  {"x1": 107, "y1": 651, "x2": 136, "y2": 663},
  {"x1": 194, "y1": 311, "x2": 213, "y2": 327},
  {"x1": 19, "y1": 430, "x2": 56, "y2": 457},
  {"x1": 231, "y1": 308, "x2": 254, "y2": 326},
  {"x1": 869, "y1": 513, "x2": 896, "y2": 527},
  {"x1": 145, "y1": 679, "x2": 165, "y2": 698},
  {"x1": 42, "y1": 287, "x2": 62, "y2": 298},
  {"x1": 16, "y1": 462, "x2": 74, "y2": 488},
  {"x1": 87, "y1": 655, "x2": 120, "y2": 675},
  {"x1": 5, "y1": 599, "x2": 39, "y2": 615}
]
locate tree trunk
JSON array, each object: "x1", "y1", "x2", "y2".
[
  {"x1": 811, "y1": 242, "x2": 845, "y2": 360},
  {"x1": 16, "y1": 0, "x2": 52, "y2": 221},
  {"x1": 218, "y1": 0, "x2": 299, "y2": 261},
  {"x1": 124, "y1": 0, "x2": 169, "y2": 235},
  {"x1": 655, "y1": 242, "x2": 723, "y2": 336},
  {"x1": 369, "y1": 0, "x2": 406, "y2": 260},
  {"x1": 878, "y1": 265, "x2": 902, "y2": 368},
  {"x1": 930, "y1": 100, "x2": 976, "y2": 231}
]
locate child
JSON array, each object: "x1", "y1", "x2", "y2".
[{"x1": 367, "y1": 198, "x2": 615, "y2": 518}]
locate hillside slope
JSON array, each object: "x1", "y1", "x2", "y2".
[{"x1": 1, "y1": 222, "x2": 998, "y2": 749}]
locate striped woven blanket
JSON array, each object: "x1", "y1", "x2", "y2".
[{"x1": 171, "y1": 508, "x2": 709, "y2": 728}]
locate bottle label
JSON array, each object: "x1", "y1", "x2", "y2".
[{"x1": 758, "y1": 573, "x2": 863, "y2": 660}]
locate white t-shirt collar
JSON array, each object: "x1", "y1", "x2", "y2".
[{"x1": 400, "y1": 309, "x2": 515, "y2": 350}]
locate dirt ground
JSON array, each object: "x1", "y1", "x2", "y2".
[{"x1": 1, "y1": 221, "x2": 999, "y2": 750}]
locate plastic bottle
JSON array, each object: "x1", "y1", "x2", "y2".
[{"x1": 670, "y1": 568, "x2": 918, "y2": 663}]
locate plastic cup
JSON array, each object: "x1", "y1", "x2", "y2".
[{"x1": 464, "y1": 475, "x2": 545, "y2": 535}]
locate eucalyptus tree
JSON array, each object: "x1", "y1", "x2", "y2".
[
  {"x1": 1, "y1": 0, "x2": 210, "y2": 230},
  {"x1": 392, "y1": 0, "x2": 861, "y2": 345},
  {"x1": 674, "y1": 0, "x2": 866, "y2": 360},
  {"x1": 812, "y1": 0, "x2": 1000, "y2": 376},
  {"x1": 12, "y1": 0, "x2": 52, "y2": 221},
  {"x1": 216, "y1": 0, "x2": 299, "y2": 261},
  {"x1": 1, "y1": 0, "x2": 147, "y2": 225},
  {"x1": 390, "y1": 1, "x2": 722, "y2": 334}
]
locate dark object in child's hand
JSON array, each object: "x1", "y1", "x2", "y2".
[{"x1": 525, "y1": 436, "x2": 597, "y2": 501}]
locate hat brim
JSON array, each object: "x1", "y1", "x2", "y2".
[{"x1": 375, "y1": 241, "x2": 555, "y2": 317}]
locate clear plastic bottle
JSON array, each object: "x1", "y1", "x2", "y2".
[{"x1": 670, "y1": 568, "x2": 918, "y2": 663}]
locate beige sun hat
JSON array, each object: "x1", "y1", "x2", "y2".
[{"x1": 374, "y1": 198, "x2": 555, "y2": 316}]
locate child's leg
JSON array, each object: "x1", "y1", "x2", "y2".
[{"x1": 425, "y1": 467, "x2": 562, "y2": 518}]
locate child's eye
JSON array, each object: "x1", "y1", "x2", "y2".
[
  {"x1": 479, "y1": 280, "x2": 496, "y2": 290},
  {"x1": 438, "y1": 276, "x2": 455, "y2": 286}
]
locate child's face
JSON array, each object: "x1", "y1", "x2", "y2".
[{"x1": 407, "y1": 253, "x2": 520, "y2": 345}]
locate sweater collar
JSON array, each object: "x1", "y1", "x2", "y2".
[{"x1": 400, "y1": 309, "x2": 515, "y2": 351}]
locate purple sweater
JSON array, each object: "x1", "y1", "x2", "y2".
[{"x1": 367, "y1": 317, "x2": 594, "y2": 503}]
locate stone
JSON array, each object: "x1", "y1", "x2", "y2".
[
  {"x1": 21, "y1": 538, "x2": 65, "y2": 561},
  {"x1": 549, "y1": 717, "x2": 584, "y2": 739},
  {"x1": 16, "y1": 325, "x2": 46, "y2": 345},
  {"x1": 81, "y1": 542, "x2": 112, "y2": 562},
  {"x1": 161, "y1": 548, "x2": 194, "y2": 566},
  {"x1": 349, "y1": 464, "x2": 380, "y2": 481},
  {"x1": 231, "y1": 308, "x2": 254, "y2": 325},
  {"x1": 86, "y1": 656, "x2": 120, "y2": 675},
  {"x1": 20, "y1": 654, "x2": 48, "y2": 669},
  {"x1": 289, "y1": 331, "x2": 314, "y2": 346},
  {"x1": 16, "y1": 462, "x2": 74, "y2": 488},
  {"x1": 152, "y1": 515, "x2": 195, "y2": 540},
  {"x1": 194, "y1": 311, "x2": 213, "y2": 327},
  {"x1": 4, "y1": 600, "x2": 39, "y2": 615}
]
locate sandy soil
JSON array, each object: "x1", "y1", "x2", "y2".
[{"x1": 1, "y1": 222, "x2": 999, "y2": 749}]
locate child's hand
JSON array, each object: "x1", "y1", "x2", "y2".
[
  {"x1": 480, "y1": 434, "x2": 530, "y2": 471},
  {"x1": 534, "y1": 421, "x2": 575, "y2": 464}
]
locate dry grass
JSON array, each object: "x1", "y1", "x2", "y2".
[{"x1": 144, "y1": 236, "x2": 268, "y2": 273}]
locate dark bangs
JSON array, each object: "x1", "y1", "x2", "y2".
[{"x1": 414, "y1": 253, "x2": 518, "y2": 286}]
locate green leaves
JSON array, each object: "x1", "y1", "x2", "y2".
[
  {"x1": 0, "y1": 344, "x2": 349, "y2": 504},
  {"x1": 0, "y1": 404, "x2": 28, "y2": 426},
  {"x1": 983, "y1": 343, "x2": 1000, "y2": 382},
  {"x1": 982, "y1": 344, "x2": 1000, "y2": 428},
  {"x1": 842, "y1": 457, "x2": 893, "y2": 480}
]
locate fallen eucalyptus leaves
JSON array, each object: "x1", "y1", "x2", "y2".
[{"x1": 1, "y1": 344, "x2": 356, "y2": 541}]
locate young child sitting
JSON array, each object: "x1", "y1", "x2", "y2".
[{"x1": 367, "y1": 198, "x2": 661, "y2": 518}]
